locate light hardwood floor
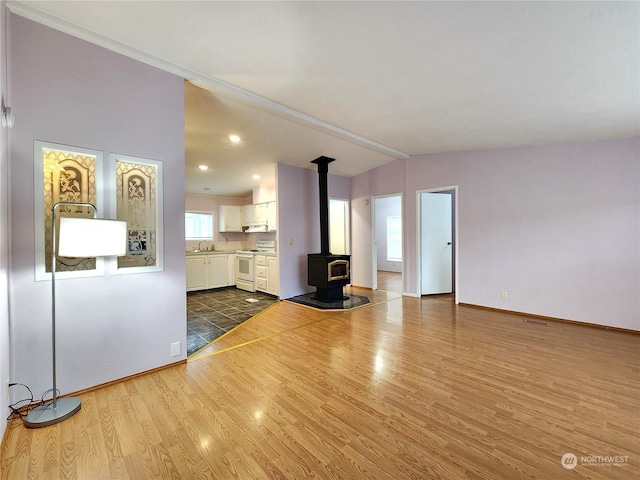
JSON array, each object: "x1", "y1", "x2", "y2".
[
  {"x1": 377, "y1": 270, "x2": 403, "y2": 293},
  {"x1": 2, "y1": 287, "x2": 638, "y2": 479}
]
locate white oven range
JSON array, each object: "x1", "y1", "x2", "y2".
[{"x1": 235, "y1": 240, "x2": 276, "y2": 292}]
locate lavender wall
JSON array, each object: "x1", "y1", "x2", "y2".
[
  {"x1": 328, "y1": 172, "x2": 351, "y2": 200},
  {"x1": 276, "y1": 164, "x2": 317, "y2": 299},
  {"x1": 352, "y1": 138, "x2": 639, "y2": 330},
  {"x1": 276, "y1": 163, "x2": 351, "y2": 299},
  {"x1": 0, "y1": 1, "x2": 10, "y2": 439},
  {"x1": 351, "y1": 159, "x2": 405, "y2": 288},
  {"x1": 8, "y1": 15, "x2": 186, "y2": 400}
]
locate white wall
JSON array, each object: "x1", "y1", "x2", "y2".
[
  {"x1": 8, "y1": 15, "x2": 186, "y2": 401},
  {"x1": 0, "y1": 1, "x2": 10, "y2": 440},
  {"x1": 352, "y1": 138, "x2": 640, "y2": 330},
  {"x1": 252, "y1": 185, "x2": 276, "y2": 204}
]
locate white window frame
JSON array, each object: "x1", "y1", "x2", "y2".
[
  {"x1": 386, "y1": 215, "x2": 402, "y2": 262},
  {"x1": 185, "y1": 211, "x2": 214, "y2": 240}
]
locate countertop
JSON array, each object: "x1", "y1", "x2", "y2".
[
  {"x1": 235, "y1": 251, "x2": 278, "y2": 257},
  {"x1": 186, "y1": 250, "x2": 277, "y2": 257},
  {"x1": 186, "y1": 250, "x2": 237, "y2": 256}
]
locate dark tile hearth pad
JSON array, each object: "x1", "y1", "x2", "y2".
[{"x1": 287, "y1": 293, "x2": 371, "y2": 310}]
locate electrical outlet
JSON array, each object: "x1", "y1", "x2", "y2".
[
  {"x1": 171, "y1": 342, "x2": 181, "y2": 357},
  {"x1": 501, "y1": 291, "x2": 508, "y2": 300}
]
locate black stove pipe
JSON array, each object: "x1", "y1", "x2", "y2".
[{"x1": 311, "y1": 156, "x2": 334, "y2": 256}]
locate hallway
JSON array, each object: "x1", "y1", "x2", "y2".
[{"x1": 377, "y1": 270, "x2": 402, "y2": 293}]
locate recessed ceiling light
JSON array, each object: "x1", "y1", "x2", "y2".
[
  {"x1": 252, "y1": 174, "x2": 260, "y2": 180},
  {"x1": 198, "y1": 165, "x2": 209, "y2": 171},
  {"x1": 229, "y1": 135, "x2": 241, "y2": 143}
]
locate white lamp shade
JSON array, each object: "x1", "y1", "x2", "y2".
[{"x1": 58, "y1": 217, "x2": 127, "y2": 258}]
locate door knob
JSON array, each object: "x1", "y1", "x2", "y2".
[{"x1": 447, "y1": 242, "x2": 452, "y2": 245}]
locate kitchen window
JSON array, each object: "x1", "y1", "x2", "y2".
[{"x1": 185, "y1": 211, "x2": 213, "y2": 240}]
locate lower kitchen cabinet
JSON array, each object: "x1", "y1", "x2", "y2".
[
  {"x1": 255, "y1": 255, "x2": 278, "y2": 296},
  {"x1": 206, "y1": 255, "x2": 228, "y2": 289},
  {"x1": 186, "y1": 256, "x2": 207, "y2": 291},
  {"x1": 186, "y1": 254, "x2": 236, "y2": 292},
  {"x1": 266, "y1": 256, "x2": 278, "y2": 295}
]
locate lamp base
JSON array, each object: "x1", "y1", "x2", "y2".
[{"x1": 24, "y1": 397, "x2": 81, "y2": 428}]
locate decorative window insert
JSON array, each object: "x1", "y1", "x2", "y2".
[
  {"x1": 112, "y1": 154, "x2": 163, "y2": 273},
  {"x1": 34, "y1": 141, "x2": 104, "y2": 281}
]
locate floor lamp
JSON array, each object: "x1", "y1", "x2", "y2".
[{"x1": 25, "y1": 201, "x2": 127, "y2": 428}]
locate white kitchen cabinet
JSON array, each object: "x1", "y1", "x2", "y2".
[
  {"x1": 255, "y1": 265, "x2": 267, "y2": 292},
  {"x1": 219, "y1": 205, "x2": 242, "y2": 232},
  {"x1": 266, "y1": 256, "x2": 278, "y2": 296},
  {"x1": 186, "y1": 256, "x2": 207, "y2": 291},
  {"x1": 267, "y1": 201, "x2": 277, "y2": 231},
  {"x1": 186, "y1": 254, "x2": 236, "y2": 291},
  {"x1": 255, "y1": 254, "x2": 278, "y2": 296},
  {"x1": 241, "y1": 205, "x2": 251, "y2": 227},
  {"x1": 251, "y1": 203, "x2": 268, "y2": 226},
  {"x1": 207, "y1": 255, "x2": 228, "y2": 288},
  {"x1": 240, "y1": 202, "x2": 275, "y2": 230}
]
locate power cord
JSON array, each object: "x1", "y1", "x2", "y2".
[
  {"x1": 40, "y1": 388, "x2": 61, "y2": 404},
  {"x1": 7, "y1": 384, "x2": 65, "y2": 425},
  {"x1": 6, "y1": 382, "x2": 34, "y2": 422}
]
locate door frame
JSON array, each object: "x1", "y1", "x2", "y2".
[
  {"x1": 416, "y1": 186, "x2": 459, "y2": 303},
  {"x1": 371, "y1": 193, "x2": 403, "y2": 291}
]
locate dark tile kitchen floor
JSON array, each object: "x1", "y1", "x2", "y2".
[{"x1": 187, "y1": 287, "x2": 278, "y2": 356}]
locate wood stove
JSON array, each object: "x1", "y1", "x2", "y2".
[{"x1": 307, "y1": 156, "x2": 351, "y2": 302}]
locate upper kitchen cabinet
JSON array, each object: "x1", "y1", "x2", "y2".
[
  {"x1": 219, "y1": 205, "x2": 242, "y2": 232},
  {"x1": 252, "y1": 203, "x2": 268, "y2": 226},
  {"x1": 239, "y1": 201, "x2": 276, "y2": 231},
  {"x1": 241, "y1": 205, "x2": 251, "y2": 227},
  {"x1": 267, "y1": 201, "x2": 277, "y2": 231}
]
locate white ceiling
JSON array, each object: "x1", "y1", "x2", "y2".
[{"x1": 9, "y1": 1, "x2": 640, "y2": 197}]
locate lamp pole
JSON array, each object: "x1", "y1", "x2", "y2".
[{"x1": 25, "y1": 201, "x2": 96, "y2": 428}]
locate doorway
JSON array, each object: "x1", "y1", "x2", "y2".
[
  {"x1": 329, "y1": 198, "x2": 349, "y2": 255},
  {"x1": 372, "y1": 194, "x2": 403, "y2": 293},
  {"x1": 417, "y1": 187, "x2": 457, "y2": 300}
]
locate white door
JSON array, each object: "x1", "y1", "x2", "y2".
[{"x1": 420, "y1": 193, "x2": 452, "y2": 295}]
